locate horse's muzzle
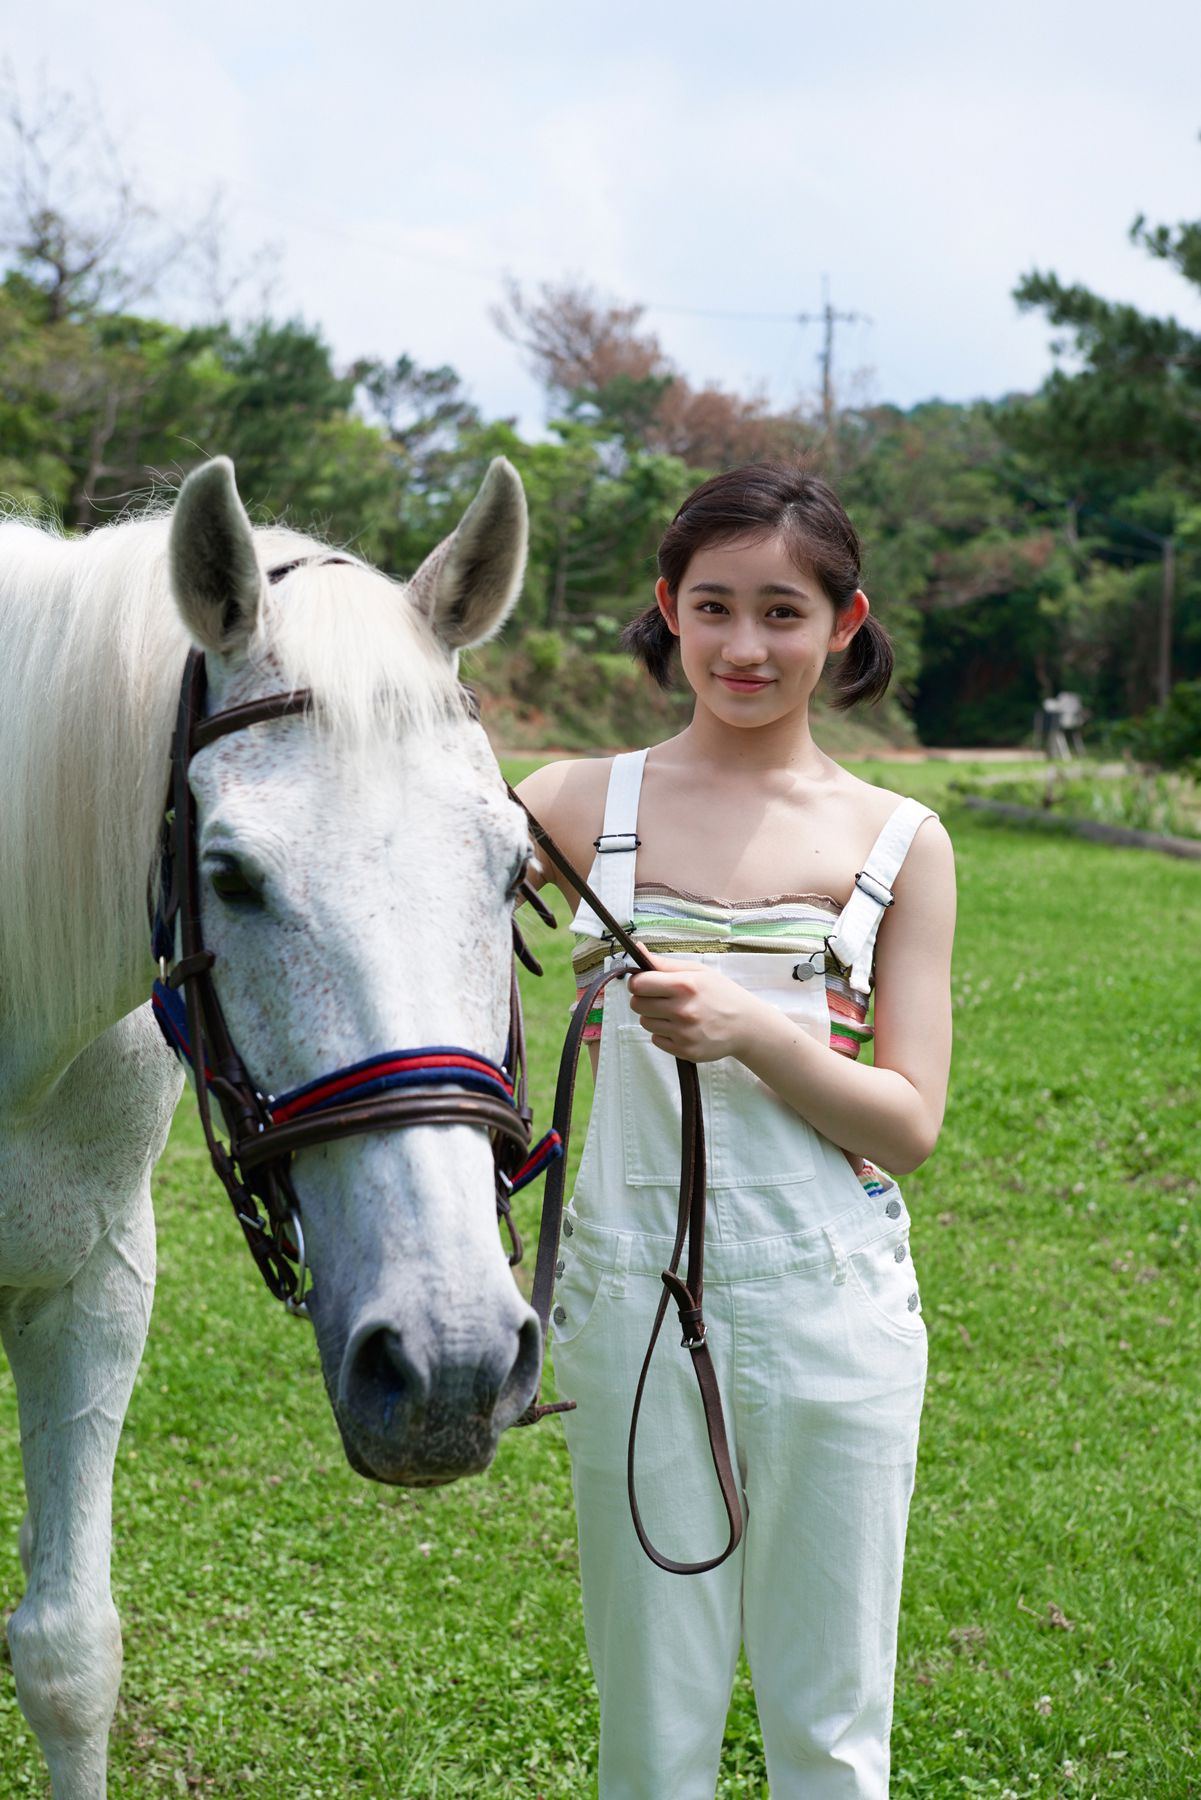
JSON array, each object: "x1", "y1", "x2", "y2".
[{"x1": 331, "y1": 1308, "x2": 543, "y2": 1485}]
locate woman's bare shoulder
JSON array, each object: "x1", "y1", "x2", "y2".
[
  {"x1": 833, "y1": 766, "x2": 936, "y2": 831},
  {"x1": 829, "y1": 767, "x2": 954, "y2": 892},
  {"x1": 854, "y1": 776, "x2": 955, "y2": 902},
  {"x1": 514, "y1": 756, "x2": 615, "y2": 899},
  {"x1": 516, "y1": 755, "x2": 613, "y2": 823}
]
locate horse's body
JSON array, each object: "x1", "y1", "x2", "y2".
[{"x1": 0, "y1": 458, "x2": 540, "y2": 1797}]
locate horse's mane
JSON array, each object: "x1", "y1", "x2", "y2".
[{"x1": 0, "y1": 511, "x2": 463, "y2": 1053}]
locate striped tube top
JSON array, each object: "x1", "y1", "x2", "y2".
[{"x1": 571, "y1": 882, "x2": 872, "y2": 1058}]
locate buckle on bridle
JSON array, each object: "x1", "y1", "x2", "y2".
[{"x1": 282, "y1": 1208, "x2": 310, "y2": 1318}]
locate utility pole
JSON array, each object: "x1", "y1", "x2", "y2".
[
  {"x1": 796, "y1": 275, "x2": 869, "y2": 436},
  {"x1": 1158, "y1": 535, "x2": 1176, "y2": 706}
]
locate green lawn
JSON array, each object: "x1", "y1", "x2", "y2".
[{"x1": 2, "y1": 761, "x2": 1199, "y2": 1797}]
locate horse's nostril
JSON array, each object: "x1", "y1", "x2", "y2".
[
  {"x1": 350, "y1": 1328, "x2": 428, "y2": 1430},
  {"x1": 497, "y1": 1313, "x2": 544, "y2": 1420}
]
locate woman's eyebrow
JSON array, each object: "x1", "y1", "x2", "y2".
[{"x1": 686, "y1": 580, "x2": 808, "y2": 597}]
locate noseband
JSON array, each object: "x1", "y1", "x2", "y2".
[{"x1": 150, "y1": 621, "x2": 560, "y2": 1319}]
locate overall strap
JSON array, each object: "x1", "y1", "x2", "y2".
[
  {"x1": 570, "y1": 749, "x2": 648, "y2": 957},
  {"x1": 826, "y1": 797, "x2": 936, "y2": 996}
]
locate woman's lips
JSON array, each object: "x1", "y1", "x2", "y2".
[{"x1": 716, "y1": 674, "x2": 772, "y2": 692}]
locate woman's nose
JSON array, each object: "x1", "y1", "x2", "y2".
[{"x1": 722, "y1": 627, "x2": 767, "y2": 666}]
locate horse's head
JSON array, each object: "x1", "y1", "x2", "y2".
[{"x1": 166, "y1": 456, "x2": 542, "y2": 1485}]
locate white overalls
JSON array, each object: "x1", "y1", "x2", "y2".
[{"x1": 551, "y1": 752, "x2": 936, "y2": 1799}]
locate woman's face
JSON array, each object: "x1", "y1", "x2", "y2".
[{"x1": 655, "y1": 530, "x2": 868, "y2": 728}]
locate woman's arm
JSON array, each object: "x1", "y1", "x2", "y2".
[{"x1": 626, "y1": 819, "x2": 956, "y2": 1177}]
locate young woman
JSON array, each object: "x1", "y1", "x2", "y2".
[{"x1": 517, "y1": 465, "x2": 956, "y2": 1799}]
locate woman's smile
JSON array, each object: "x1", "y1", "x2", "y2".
[{"x1": 715, "y1": 672, "x2": 773, "y2": 693}]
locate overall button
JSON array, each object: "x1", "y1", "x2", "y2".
[
  {"x1": 555, "y1": 1259, "x2": 565, "y2": 1278},
  {"x1": 563, "y1": 1220, "x2": 574, "y2": 1238},
  {"x1": 885, "y1": 1198, "x2": 902, "y2": 1219},
  {"x1": 894, "y1": 1243, "x2": 908, "y2": 1263},
  {"x1": 907, "y1": 1292, "x2": 919, "y2": 1312},
  {"x1": 553, "y1": 1305, "x2": 567, "y2": 1326}
]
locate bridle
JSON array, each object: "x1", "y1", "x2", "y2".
[
  {"x1": 150, "y1": 562, "x2": 561, "y2": 1333},
  {"x1": 152, "y1": 558, "x2": 742, "y2": 1574}
]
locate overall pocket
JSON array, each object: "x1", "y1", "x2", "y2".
[
  {"x1": 549, "y1": 1246, "x2": 608, "y2": 1350},
  {"x1": 845, "y1": 1211, "x2": 925, "y2": 1342},
  {"x1": 615, "y1": 1024, "x2": 818, "y2": 1191},
  {"x1": 615, "y1": 1025, "x2": 693, "y2": 1188}
]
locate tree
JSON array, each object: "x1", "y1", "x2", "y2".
[
  {"x1": 999, "y1": 167, "x2": 1201, "y2": 708},
  {"x1": 454, "y1": 418, "x2": 688, "y2": 630},
  {"x1": 494, "y1": 278, "x2": 811, "y2": 467},
  {"x1": 355, "y1": 354, "x2": 481, "y2": 471},
  {"x1": 0, "y1": 69, "x2": 230, "y2": 325}
]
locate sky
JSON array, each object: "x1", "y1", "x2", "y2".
[{"x1": 7, "y1": 0, "x2": 1201, "y2": 434}]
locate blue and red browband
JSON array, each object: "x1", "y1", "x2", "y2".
[{"x1": 151, "y1": 979, "x2": 561, "y2": 1195}]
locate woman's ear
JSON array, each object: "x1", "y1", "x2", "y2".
[
  {"x1": 830, "y1": 589, "x2": 871, "y2": 652},
  {"x1": 655, "y1": 576, "x2": 680, "y2": 636}
]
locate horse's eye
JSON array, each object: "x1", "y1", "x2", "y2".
[
  {"x1": 507, "y1": 852, "x2": 531, "y2": 899},
  {"x1": 209, "y1": 858, "x2": 263, "y2": 905}
]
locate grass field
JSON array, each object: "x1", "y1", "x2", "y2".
[{"x1": 2, "y1": 760, "x2": 1199, "y2": 1797}]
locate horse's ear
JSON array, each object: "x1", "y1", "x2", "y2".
[
  {"x1": 408, "y1": 457, "x2": 527, "y2": 649},
  {"x1": 169, "y1": 457, "x2": 262, "y2": 655}
]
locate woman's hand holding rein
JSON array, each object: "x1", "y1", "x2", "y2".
[{"x1": 627, "y1": 951, "x2": 757, "y2": 1064}]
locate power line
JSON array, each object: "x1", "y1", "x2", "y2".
[{"x1": 640, "y1": 299, "x2": 800, "y2": 323}]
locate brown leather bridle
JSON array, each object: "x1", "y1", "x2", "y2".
[
  {"x1": 151, "y1": 632, "x2": 557, "y2": 1326},
  {"x1": 152, "y1": 575, "x2": 741, "y2": 1572}
]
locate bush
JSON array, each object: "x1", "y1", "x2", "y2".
[
  {"x1": 1116, "y1": 680, "x2": 1201, "y2": 774},
  {"x1": 524, "y1": 629, "x2": 566, "y2": 679}
]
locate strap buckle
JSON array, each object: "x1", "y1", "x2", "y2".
[
  {"x1": 593, "y1": 831, "x2": 641, "y2": 854},
  {"x1": 854, "y1": 868, "x2": 895, "y2": 908}
]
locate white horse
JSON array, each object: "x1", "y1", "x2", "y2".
[{"x1": 0, "y1": 456, "x2": 542, "y2": 1797}]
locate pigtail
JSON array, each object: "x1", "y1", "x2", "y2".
[
  {"x1": 621, "y1": 605, "x2": 678, "y2": 690},
  {"x1": 827, "y1": 611, "x2": 894, "y2": 710}
]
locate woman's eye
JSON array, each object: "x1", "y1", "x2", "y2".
[{"x1": 209, "y1": 859, "x2": 263, "y2": 905}]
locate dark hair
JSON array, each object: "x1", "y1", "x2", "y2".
[{"x1": 621, "y1": 463, "x2": 892, "y2": 709}]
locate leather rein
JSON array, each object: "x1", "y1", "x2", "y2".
[
  {"x1": 507, "y1": 796, "x2": 744, "y2": 1576},
  {"x1": 151, "y1": 595, "x2": 741, "y2": 1573}
]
